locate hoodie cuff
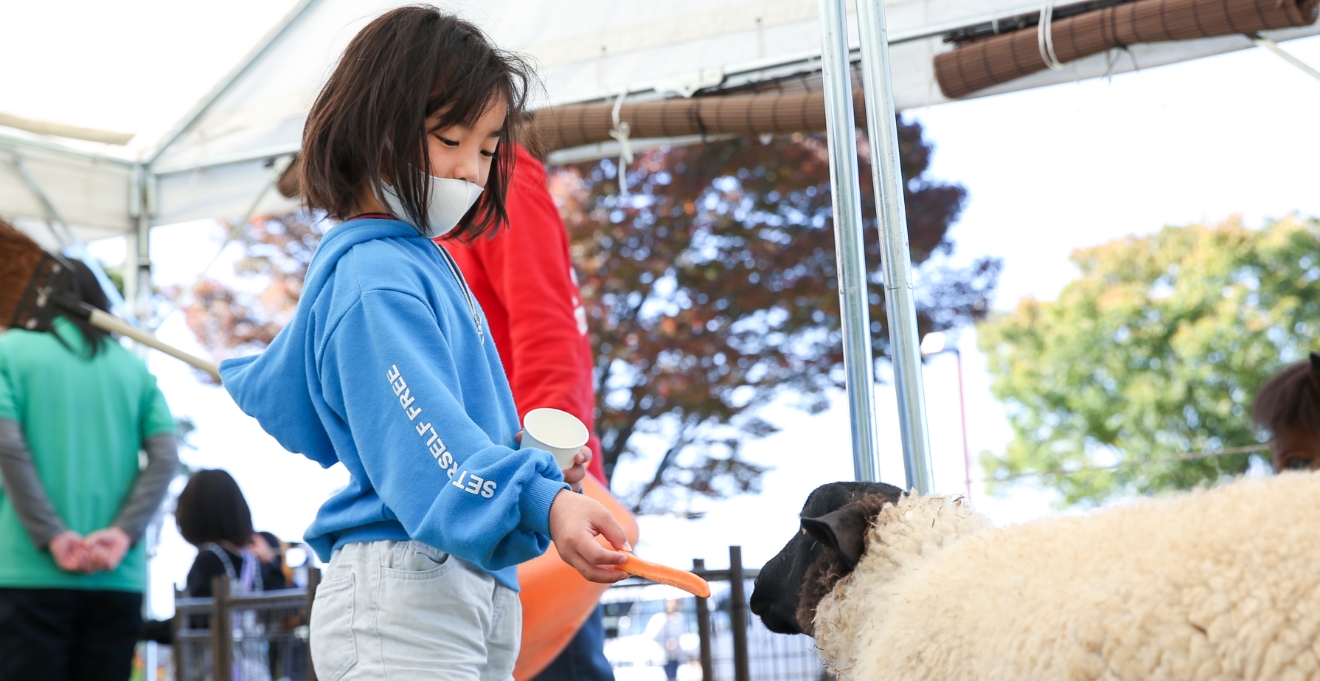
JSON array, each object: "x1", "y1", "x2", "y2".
[{"x1": 520, "y1": 475, "x2": 570, "y2": 538}]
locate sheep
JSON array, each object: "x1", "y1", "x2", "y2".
[{"x1": 750, "y1": 472, "x2": 1320, "y2": 680}]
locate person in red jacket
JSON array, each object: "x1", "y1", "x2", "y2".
[{"x1": 440, "y1": 143, "x2": 613, "y2": 680}]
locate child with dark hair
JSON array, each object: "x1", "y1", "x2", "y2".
[
  {"x1": 174, "y1": 469, "x2": 286, "y2": 599},
  {"x1": 1251, "y1": 353, "x2": 1320, "y2": 472},
  {"x1": 218, "y1": 6, "x2": 629, "y2": 678}
]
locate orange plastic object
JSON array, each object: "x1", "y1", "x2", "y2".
[
  {"x1": 618, "y1": 553, "x2": 711, "y2": 599},
  {"x1": 513, "y1": 476, "x2": 639, "y2": 681}
]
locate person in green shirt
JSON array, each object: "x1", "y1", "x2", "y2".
[{"x1": 0, "y1": 256, "x2": 178, "y2": 681}]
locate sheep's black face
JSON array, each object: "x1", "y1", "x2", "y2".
[{"x1": 750, "y1": 481, "x2": 903, "y2": 636}]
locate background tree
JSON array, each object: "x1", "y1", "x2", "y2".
[
  {"x1": 181, "y1": 213, "x2": 323, "y2": 356},
  {"x1": 553, "y1": 124, "x2": 998, "y2": 513},
  {"x1": 184, "y1": 122, "x2": 999, "y2": 514},
  {"x1": 978, "y1": 215, "x2": 1320, "y2": 506}
]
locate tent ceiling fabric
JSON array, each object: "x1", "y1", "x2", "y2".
[{"x1": 1, "y1": 0, "x2": 1317, "y2": 237}]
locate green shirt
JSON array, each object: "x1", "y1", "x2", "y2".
[{"x1": 0, "y1": 319, "x2": 175, "y2": 591}]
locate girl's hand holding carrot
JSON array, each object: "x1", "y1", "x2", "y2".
[{"x1": 548, "y1": 489, "x2": 632, "y2": 583}]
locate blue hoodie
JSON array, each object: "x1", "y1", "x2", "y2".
[{"x1": 220, "y1": 217, "x2": 568, "y2": 590}]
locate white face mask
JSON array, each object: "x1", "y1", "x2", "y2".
[{"x1": 381, "y1": 176, "x2": 484, "y2": 237}]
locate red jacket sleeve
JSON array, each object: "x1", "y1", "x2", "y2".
[{"x1": 444, "y1": 146, "x2": 606, "y2": 483}]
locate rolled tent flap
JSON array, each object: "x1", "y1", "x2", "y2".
[
  {"x1": 523, "y1": 88, "x2": 867, "y2": 156},
  {"x1": 934, "y1": 0, "x2": 1320, "y2": 99}
]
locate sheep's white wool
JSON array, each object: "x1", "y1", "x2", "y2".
[
  {"x1": 812, "y1": 471, "x2": 1320, "y2": 680},
  {"x1": 814, "y1": 494, "x2": 990, "y2": 676}
]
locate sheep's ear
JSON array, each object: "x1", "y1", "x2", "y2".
[{"x1": 800, "y1": 504, "x2": 868, "y2": 570}]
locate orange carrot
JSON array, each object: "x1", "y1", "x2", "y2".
[{"x1": 618, "y1": 552, "x2": 711, "y2": 598}]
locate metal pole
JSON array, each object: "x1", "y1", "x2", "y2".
[
  {"x1": 727, "y1": 546, "x2": 750, "y2": 681},
  {"x1": 5, "y1": 150, "x2": 131, "y2": 318},
  {"x1": 132, "y1": 165, "x2": 153, "y2": 324},
  {"x1": 816, "y1": 0, "x2": 882, "y2": 484},
  {"x1": 211, "y1": 576, "x2": 232, "y2": 681},
  {"x1": 172, "y1": 586, "x2": 188, "y2": 674},
  {"x1": 147, "y1": 0, "x2": 322, "y2": 166},
  {"x1": 856, "y1": 0, "x2": 936, "y2": 494},
  {"x1": 306, "y1": 566, "x2": 321, "y2": 681},
  {"x1": 693, "y1": 559, "x2": 714, "y2": 681},
  {"x1": 953, "y1": 350, "x2": 971, "y2": 500}
]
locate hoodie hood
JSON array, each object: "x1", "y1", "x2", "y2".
[{"x1": 219, "y1": 219, "x2": 418, "y2": 467}]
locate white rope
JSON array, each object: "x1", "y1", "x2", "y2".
[
  {"x1": 994, "y1": 443, "x2": 1271, "y2": 482},
  {"x1": 1037, "y1": 0, "x2": 1066, "y2": 70},
  {"x1": 608, "y1": 90, "x2": 634, "y2": 197},
  {"x1": 1252, "y1": 35, "x2": 1320, "y2": 84}
]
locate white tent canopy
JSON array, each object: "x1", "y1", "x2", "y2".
[{"x1": 3, "y1": 0, "x2": 1317, "y2": 242}]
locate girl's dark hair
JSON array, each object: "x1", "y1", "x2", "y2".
[
  {"x1": 174, "y1": 469, "x2": 255, "y2": 548},
  {"x1": 300, "y1": 5, "x2": 534, "y2": 239},
  {"x1": 1251, "y1": 353, "x2": 1320, "y2": 438},
  {"x1": 54, "y1": 259, "x2": 111, "y2": 358}
]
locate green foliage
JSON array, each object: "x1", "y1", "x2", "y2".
[{"x1": 978, "y1": 216, "x2": 1320, "y2": 505}]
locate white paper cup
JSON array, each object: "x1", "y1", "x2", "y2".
[{"x1": 522, "y1": 408, "x2": 589, "y2": 469}]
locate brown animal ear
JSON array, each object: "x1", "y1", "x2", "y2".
[
  {"x1": 800, "y1": 502, "x2": 870, "y2": 570},
  {"x1": 1310, "y1": 353, "x2": 1320, "y2": 384}
]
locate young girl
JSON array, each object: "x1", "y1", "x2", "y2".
[{"x1": 219, "y1": 7, "x2": 629, "y2": 679}]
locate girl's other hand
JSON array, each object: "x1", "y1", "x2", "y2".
[
  {"x1": 548, "y1": 490, "x2": 631, "y2": 584},
  {"x1": 561, "y1": 446, "x2": 591, "y2": 492}
]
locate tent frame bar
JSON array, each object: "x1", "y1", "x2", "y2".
[
  {"x1": 857, "y1": 0, "x2": 935, "y2": 493},
  {"x1": 151, "y1": 144, "x2": 300, "y2": 176},
  {"x1": 815, "y1": 0, "x2": 883, "y2": 484},
  {"x1": 5, "y1": 149, "x2": 132, "y2": 317},
  {"x1": 816, "y1": 0, "x2": 938, "y2": 489},
  {"x1": 146, "y1": 0, "x2": 322, "y2": 166},
  {"x1": 0, "y1": 130, "x2": 135, "y2": 167}
]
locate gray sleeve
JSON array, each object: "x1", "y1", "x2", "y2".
[
  {"x1": 113, "y1": 433, "x2": 180, "y2": 545},
  {"x1": 0, "y1": 419, "x2": 66, "y2": 548}
]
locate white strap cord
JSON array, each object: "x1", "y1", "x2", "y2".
[
  {"x1": 608, "y1": 90, "x2": 635, "y2": 197},
  {"x1": 1037, "y1": 0, "x2": 1065, "y2": 70},
  {"x1": 1252, "y1": 34, "x2": 1320, "y2": 84}
]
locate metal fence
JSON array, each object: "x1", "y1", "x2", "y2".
[
  {"x1": 164, "y1": 547, "x2": 824, "y2": 681},
  {"x1": 602, "y1": 546, "x2": 831, "y2": 681},
  {"x1": 168, "y1": 569, "x2": 320, "y2": 681}
]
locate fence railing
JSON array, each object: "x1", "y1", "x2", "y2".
[
  {"x1": 166, "y1": 547, "x2": 825, "y2": 681},
  {"x1": 602, "y1": 545, "x2": 831, "y2": 681},
  {"x1": 169, "y1": 568, "x2": 320, "y2": 681}
]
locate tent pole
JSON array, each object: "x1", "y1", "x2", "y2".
[
  {"x1": 5, "y1": 149, "x2": 131, "y2": 318},
  {"x1": 816, "y1": 0, "x2": 882, "y2": 484},
  {"x1": 857, "y1": 0, "x2": 935, "y2": 494},
  {"x1": 131, "y1": 165, "x2": 153, "y2": 324},
  {"x1": 146, "y1": 0, "x2": 321, "y2": 167}
]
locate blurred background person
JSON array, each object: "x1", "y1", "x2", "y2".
[
  {"x1": 142, "y1": 469, "x2": 286, "y2": 680},
  {"x1": 440, "y1": 143, "x2": 612, "y2": 681},
  {"x1": 173, "y1": 469, "x2": 287, "y2": 600},
  {"x1": 645, "y1": 599, "x2": 687, "y2": 681},
  {"x1": 0, "y1": 259, "x2": 179, "y2": 681}
]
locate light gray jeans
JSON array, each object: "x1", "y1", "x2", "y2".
[{"x1": 309, "y1": 540, "x2": 521, "y2": 681}]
